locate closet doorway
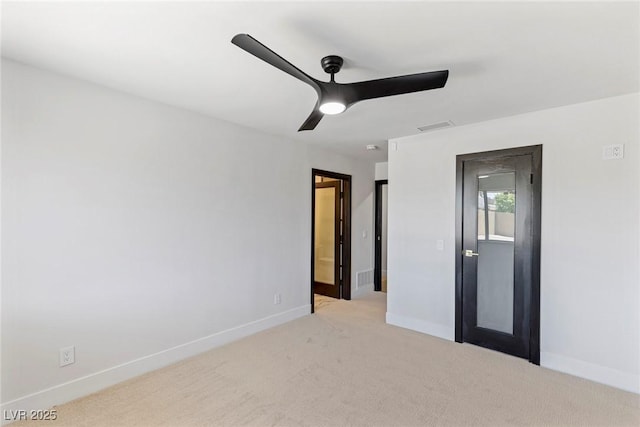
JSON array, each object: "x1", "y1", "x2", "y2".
[
  {"x1": 311, "y1": 169, "x2": 352, "y2": 313},
  {"x1": 374, "y1": 180, "x2": 388, "y2": 292}
]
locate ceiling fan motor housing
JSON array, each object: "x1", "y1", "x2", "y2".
[{"x1": 321, "y1": 55, "x2": 344, "y2": 75}]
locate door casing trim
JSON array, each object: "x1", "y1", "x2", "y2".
[
  {"x1": 374, "y1": 179, "x2": 388, "y2": 292},
  {"x1": 454, "y1": 145, "x2": 542, "y2": 364},
  {"x1": 311, "y1": 169, "x2": 352, "y2": 313}
]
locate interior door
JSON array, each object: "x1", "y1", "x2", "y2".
[
  {"x1": 374, "y1": 180, "x2": 388, "y2": 292},
  {"x1": 314, "y1": 181, "x2": 341, "y2": 298},
  {"x1": 457, "y1": 147, "x2": 541, "y2": 362}
]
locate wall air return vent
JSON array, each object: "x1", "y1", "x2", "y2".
[{"x1": 356, "y1": 269, "x2": 374, "y2": 289}]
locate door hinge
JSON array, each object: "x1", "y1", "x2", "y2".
[
  {"x1": 530, "y1": 174, "x2": 533, "y2": 184},
  {"x1": 340, "y1": 191, "x2": 344, "y2": 198}
]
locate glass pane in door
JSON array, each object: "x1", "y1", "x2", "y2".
[
  {"x1": 476, "y1": 172, "x2": 515, "y2": 334},
  {"x1": 314, "y1": 186, "x2": 336, "y2": 285}
]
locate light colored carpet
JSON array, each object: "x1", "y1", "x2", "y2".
[{"x1": 15, "y1": 292, "x2": 640, "y2": 426}]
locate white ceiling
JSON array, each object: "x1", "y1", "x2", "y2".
[{"x1": 2, "y1": 1, "x2": 638, "y2": 162}]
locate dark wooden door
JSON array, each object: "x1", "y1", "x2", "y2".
[
  {"x1": 456, "y1": 146, "x2": 541, "y2": 363},
  {"x1": 314, "y1": 181, "x2": 341, "y2": 298},
  {"x1": 374, "y1": 180, "x2": 388, "y2": 292}
]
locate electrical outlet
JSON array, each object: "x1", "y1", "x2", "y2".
[
  {"x1": 611, "y1": 145, "x2": 624, "y2": 159},
  {"x1": 59, "y1": 346, "x2": 75, "y2": 367},
  {"x1": 273, "y1": 293, "x2": 281, "y2": 305}
]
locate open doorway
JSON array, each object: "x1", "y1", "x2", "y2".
[
  {"x1": 374, "y1": 180, "x2": 388, "y2": 292},
  {"x1": 311, "y1": 169, "x2": 352, "y2": 313}
]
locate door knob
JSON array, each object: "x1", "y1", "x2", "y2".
[{"x1": 463, "y1": 249, "x2": 479, "y2": 257}]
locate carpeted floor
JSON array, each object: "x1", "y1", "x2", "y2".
[{"x1": 15, "y1": 292, "x2": 640, "y2": 426}]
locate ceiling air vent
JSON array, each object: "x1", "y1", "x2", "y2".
[{"x1": 418, "y1": 120, "x2": 455, "y2": 132}]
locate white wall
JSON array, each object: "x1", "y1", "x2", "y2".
[
  {"x1": 375, "y1": 162, "x2": 388, "y2": 181},
  {"x1": 387, "y1": 93, "x2": 640, "y2": 393},
  {"x1": 0, "y1": 60, "x2": 374, "y2": 413}
]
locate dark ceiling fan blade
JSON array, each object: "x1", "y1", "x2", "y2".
[
  {"x1": 232, "y1": 37, "x2": 449, "y2": 131},
  {"x1": 232, "y1": 34, "x2": 320, "y2": 90},
  {"x1": 298, "y1": 108, "x2": 324, "y2": 131},
  {"x1": 347, "y1": 70, "x2": 449, "y2": 104}
]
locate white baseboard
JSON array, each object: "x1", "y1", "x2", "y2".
[
  {"x1": 384, "y1": 315, "x2": 639, "y2": 394},
  {"x1": 540, "y1": 351, "x2": 639, "y2": 394},
  {"x1": 1, "y1": 305, "x2": 310, "y2": 424},
  {"x1": 386, "y1": 312, "x2": 454, "y2": 341}
]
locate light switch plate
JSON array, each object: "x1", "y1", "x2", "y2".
[{"x1": 603, "y1": 144, "x2": 624, "y2": 160}]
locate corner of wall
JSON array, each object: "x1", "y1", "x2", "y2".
[
  {"x1": 0, "y1": 305, "x2": 310, "y2": 423},
  {"x1": 385, "y1": 312, "x2": 454, "y2": 342},
  {"x1": 374, "y1": 162, "x2": 388, "y2": 181}
]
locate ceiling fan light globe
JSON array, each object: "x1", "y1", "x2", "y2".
[{"x1": 319, "y1": 102, "x2": 346, "y2": 115}]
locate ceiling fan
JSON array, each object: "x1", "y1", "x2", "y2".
[{"x1": 231, "y1": 34, "x2": 449, "y2": 131}]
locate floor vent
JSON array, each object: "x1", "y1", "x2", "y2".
[{"x1": 356, "y1": 269, "x2": 374, "y2": 288}]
